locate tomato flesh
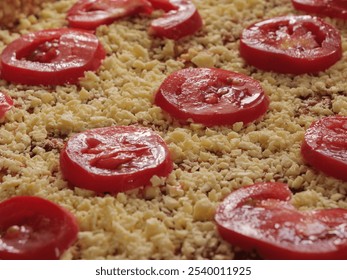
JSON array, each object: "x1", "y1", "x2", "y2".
[
  {"x1": 0, "y1": 196, "x2": 78, "y2": 260},
  {"x1": 67, "y1": 0, "x2": 153, "y2": 29},
  {"x1": 215, "y1": 182, "x2": 347, "y2": 259},
  {"x1": 0, "y1": 91, "x2": 13, "y2": 118},
  {"x1": 240, "y1": 15, "x2": 342, "y2": 74},
  {"x1": 60, "y1": 126, "x2": 173, "y2": 193},
  {"x1": 147, "y1": 0, "x2": 177, "y2": 11},
  {"x1": 301, "y1": 115, "x2": 347, "y2": 181},
  {"x1": 149, "y1": 0, "x2": 203, "y2": 40},
  {"x1": 0, "y1": 28, "x2": 105, "y2": 86},
  {"x1": 292, "y1": 0, "x2": 347, "y2": 20},
  {"x1": 154, "y1": 68, "x2": 269, "y2": 126}
]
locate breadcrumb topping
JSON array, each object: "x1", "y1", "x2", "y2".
[{"x1": 0, "y1": 0, "x2": 347, "y2": 260}]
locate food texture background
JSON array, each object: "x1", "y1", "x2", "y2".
[{"x1": 1, "y1": 0, "x2": 347, "y2": 259}]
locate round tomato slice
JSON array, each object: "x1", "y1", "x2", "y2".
[
  {"x1": 149, "y1": 0, "x2": 203, "y2": 40},
  {"x1": 154, "y1": 68, "x2": 269, "y2": 126},
  {"x1": 0, "y1": 196, "x2": 78, "y2": 260},
  {"x1": 301, "y1": 115, "x2": 347, "y2": 181},
  {"x1": 67, "y1": 0, "x2": 153, "y2": 30},
  {"x1": 0, "y1": 28, "x2": 105, "y2": 86},
  {"x1": 292, "y1": 0, "x2": 347, "y2": 20},
  {"x1": 60, "y1": 126, "x2": 173, "y2": 193},
  {"x1": 215, "y1": 182, "x2": 347, "y2": 260},
  {"x1": 0, "y1": 91, "x2": 13, "y2": 118},
  {"x1": 240, "y1": 15, "x2": 342, "y2": 74}
]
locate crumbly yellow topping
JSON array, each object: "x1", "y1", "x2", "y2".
[
  {"x1": 0, "y1": 0, "x2": 347, "y2": 259},
  {"x1": 0, "y1": 0, "x2": 53, "y2": 28}
]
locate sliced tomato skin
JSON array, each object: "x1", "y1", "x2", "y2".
[
  {"x1": 0, "y1": 91, "x2": 13, "y2": 118},
  {"x1": 67, "y1": 0, "x2": 153, "y2": 30},
  {"x1": 240, "y1": 15, "x2": 342, "y2": 74},
  {"x1": 60, "y1": 126, "x2": 173, "y2": 193},
  {"x1": 149, "y1": 0, "x2": 203, "y2": 40},
  {"x1": 0, "y1": 28, "x2": 105, "y2": 86},
  {"x1": 154, "y1": 68, "x2": 269, "y2": 127},
  {"x1": 215, "y1": 182, "x2": 347, "y2": 260},
  {"x1": 292, "y1": 0, "x2": 347, "y2": 20},
  {"x1": 147, "y1": 0, "x2": 177, "y2": 11},
  {"x1": 301, "y1": 115, "x2": 347, "y2": 181},
  {"x1": 0, "y1": 196, "x2": 78, "y2": 260}
]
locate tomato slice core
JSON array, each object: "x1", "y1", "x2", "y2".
[
  {"x1": 149, "y1": 0, "x2": 203, "y2": 40},
  {"x1": 25, "y1": 39, "x2": 60, "y2": 63},
  {"x1": 0, "y1": 28, "x2": 105, "y2": 86},
  {"x1": 301, "y1": 115, "x2": 347, "y2": 181},
  {"x1": 0, "y1": 91, "x2": 13, "y2": 118},
  {"x1": 0, "y1": 196, "x2": 78, "y2": 260},
  {"x1": 292, "y1": 0, "x2": 347, "y2": 20},
  {"x1": 67, "y1": 0, "x2": 153, "y2": 29},
  {"x1": 215, "y1": 182, "x2": 347, "y2": 259},
  {"x1": 240, "y1": 15, "x2": 342, "y2": 74},
  {"x1": 154, "y1": 68, "x2": 269, "y2": 126},
  {"x1": 60, "y1": 126, "x2": 173, "y2": 193}
]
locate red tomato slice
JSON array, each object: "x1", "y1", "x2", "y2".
[
  {"x1": 154, "y1": 68, "x2": 269, "y2": 126},
  {"x1": 67, "y1": 0, "x2": 153, "y2": 30},
  {"x1": 301, "y1": 115, "x2": 347, "y2": 181},
  {"x1": 215, "y1": 182, "x2": 347, "y2": 260},
  {"x1": 0, "y1": 91, "x2": 13, "y2": 118},
  {"x1": 0, "y1": 28, "x2": 105, "y2": 86},
  {"x1": 292, "y1": 0, "x2": 347, "y2": 20},
  {"x1": 149, "y1": 0, "x2": 203, "y2": 40},
  {"x1": 60, "y1": 126, "x2": 173, "y2": 193},
  {"x1": 0, "y1": 196, "x2": 78, "y2": 260},
  {"x1": 240, "y1": 15, "x2": 342, "y2": 74}
]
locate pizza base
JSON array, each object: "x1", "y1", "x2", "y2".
[{"x1": 0, "y1": 0, "x2": 347, "y2": 259}]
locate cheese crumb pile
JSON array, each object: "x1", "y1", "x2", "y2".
[{"x1": 0, "y1": 0, "x2": 347, "y2": 259}]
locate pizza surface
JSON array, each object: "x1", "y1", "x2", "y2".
[{"x1": 0, "y1": 0, "x2": 347, "y2": 259}]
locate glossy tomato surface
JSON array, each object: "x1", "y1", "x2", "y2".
[
  {"x1": 0, "y1": 91, "x2": 13, "y2": 118},
  {"x1": 301, "y1": 115, "x2": 347, "y2": 181},
  {"x1": 147, "y1": 0, "x2": 177, "y2": 11},
  {"x1": 292, "y1": 0, "x2": 347, "y2": 20},
  {"x1": 154, "y1": 68, "x2": 269, "y2": 126},
  {"x1": 60, "y1": 126, "x2": 173, "y2": 193},
  {"x1": 240, "y1": 15, "x2": 342, "y2": 74},
  {"x1": 215, "y1": 182, "x2": 347, "y2": 260},
  {"x1": 0, "y1": 28, "x2": 105, "y2": 86},
  {"x1": 0, "y1": 196, "x2": 78, "y2": 260},
  {"x1": 149, "y1": 0, "x2": 203, "y2": 40},
  {"x1": 67, "y1": 0, "x2": 153, "y2": 30}
]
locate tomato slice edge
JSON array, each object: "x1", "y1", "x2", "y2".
[
  {"x1": 215, "y1": 182, "x2": 347, "y2": 259},
  {"x1": 240, "y1": 15, "x2": 342, "y2": 74},
  {"x1": 0, "y1": 196, "x2": 78, "y2": 260},
  {"x1": 154, "y1": 68, "x2": 269, "y2": 126},
  {"x1": 60, "y1": 126, "x2": 173, "y2": 193},
  {"x1": 301, "y1": 115, "x2": 347, "y2": 181},
  {"x1": 0, "y1": 28, "x2": 105, "y2": 85}
]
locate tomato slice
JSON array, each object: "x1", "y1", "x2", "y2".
[
  {"x1": 0, "y1": 28, "x2": 105, "y2": 86},
  {"x1": 301, "y1": 115, "x2": 347, "y2": 181},
  {"x1": 147, "y1": 0, "x2": 177, "y2": 11},
  {"x1": 60, "y1": 126, "x2": 173, "y2": 193},
  {"x1": 292, "y1": 0, "x2": 347, "y2": 20},
  {"x1": 154, "y1": 68, "x2": 269, "y2": 126},
  {"x1": 240, "y1": 15, "x2": 342, "y2": 74},
  {"x1": 215, "y1": 182, "x2": 347, "y2": 260},
  {"x1": 0, "y1": 91, "x2": 13, "y2": 118},
  {"x1": 67, "y1": 0, "x2": 153, "y2": 30},
  {"x1": 149, "y1": 0, "x2": 203, "y2": 40},
  {"x1": 0, "y1": 196, "x2": 78, "y2": 260}
]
